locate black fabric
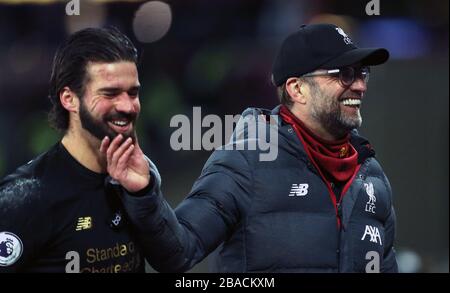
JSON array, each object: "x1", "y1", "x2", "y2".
[
  {"x1": 350, "y1": 131, "x2": 377, "y2": 164},
  {"x1": 128, "y1": 181, "x2": 153, "y2": 197},
  {"x1": 272, "y1": 23, "x2": 389, "y2": 86},
  {"x1": 0, "y1": 143, "x2": 145, "y2": 273},
  {"x1": 120, "y1": 106, "x2": 398, "y2": 273}
]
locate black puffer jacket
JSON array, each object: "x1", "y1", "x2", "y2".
[{"x1": 121, "y1": 106, "x2": 398, "y2": 272}]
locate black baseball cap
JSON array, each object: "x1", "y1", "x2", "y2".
[{"x1": 272, "y1": 23, "x2": 389, "y2": 86}]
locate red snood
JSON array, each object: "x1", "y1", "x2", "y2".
[{"x1": 279, "y1": 105, "x2": 358, "y2": 185}]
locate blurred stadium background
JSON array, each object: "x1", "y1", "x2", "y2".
[{"x1": 0, "y1": 0, "x2": 447, "y2": 273}]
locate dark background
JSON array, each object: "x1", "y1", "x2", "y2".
[{"x1": 0, "y1": 0, "x2": 448, "y2": 273}]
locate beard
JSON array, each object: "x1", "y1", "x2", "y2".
[
  {"x1": 79, "y1": 100, "x2": 137, "y2": 142},
  {"x1": 309, "y1": 82, "x2": 362, "y2": 138}
]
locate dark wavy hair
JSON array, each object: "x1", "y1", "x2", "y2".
[{"x1": 48, "y1": 27, "x2": 139, "y2": 132}]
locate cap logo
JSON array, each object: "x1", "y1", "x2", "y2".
[{"x1": 335, "y1": 27, "x2": 353, "y2": 45}]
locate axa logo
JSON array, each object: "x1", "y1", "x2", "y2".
[
  {"x1": 361, "y1": 225, "x2": 382, "y2": 245},
  {"x1": 289, "y1": 184, "x2": 309, "y2": 196},
  {"x1": 335, "y1": 27, "x2": 353, "y2": 45},
  {"x1": 76, "y1": 217, "x2": 92, "y2": 231},
  {"x1": 364, "y1": 182, "x2": 376, "y2": 214}
]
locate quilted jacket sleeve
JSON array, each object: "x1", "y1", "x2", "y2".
[{"x1": 120, "y1": 149, "x2": 252, "y2": 272}]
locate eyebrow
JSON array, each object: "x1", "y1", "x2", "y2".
[{"x1": 97, "y1": 85, "x2": 141, "y2": 94}]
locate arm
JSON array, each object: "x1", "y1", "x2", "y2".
[
  {"x1": 120, "y1": 149, "x2": 252, "y2": 272},
  {"x1": 0, "y1": 177, "x2": 51, "y2": 272},
  {"x1": 381, "y1": 174, "x2": 398, "y2": 273},
  {"x1": 382, "y1": 205, "x2": 398, "y2": 272}
]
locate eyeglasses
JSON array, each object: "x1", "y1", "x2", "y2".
[{"x1": 302, "y1": 66, "x2": 371, "y2": 87}]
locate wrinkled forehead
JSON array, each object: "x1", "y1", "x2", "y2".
[{"x1": 85, "y1": 61, "x2": 140, "y2": 89}]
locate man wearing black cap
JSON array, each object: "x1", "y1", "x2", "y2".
[{"x1": 119, "y1": 23, "x2": 398, "y2": 273}]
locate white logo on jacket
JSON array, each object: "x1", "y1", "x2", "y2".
[
  {"x1": 361, "y1": 225, "x2": 382, "y2": 245},
  {"x1": 364, "y1": 182, "x2": 376, "y2": 214},
  {"x1": 288, "y1": 184, "x2": 309, "y2": 196}
]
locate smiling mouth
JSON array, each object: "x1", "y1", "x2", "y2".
[
  {"x1": 107, "y1": 119, "x2": 132, "y2": 133},
  {"x1": 340, "y1": 98, "x2": 361, "y2": 108}
]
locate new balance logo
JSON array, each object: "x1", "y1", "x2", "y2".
[
  {"x1": 361, "y1": 225, "x2": 382, "y2": 245},
  {"x1": 289, "y1": 184, "x2": 309, "y2": 196},
  {"x1": 76, "y1": 217, "x2": 92, "y2": 231}
]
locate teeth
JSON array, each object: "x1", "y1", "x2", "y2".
[
  {"x1": 112, "y1": 121, "x2": 128, "y2": 126},
  {"x1": 341, "y1": 99, "x2": 361, "y2": 106}
]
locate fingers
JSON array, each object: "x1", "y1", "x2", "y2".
[
  {"x1": 116, "y1": 144, "x2": 135, "y2": 173},
  {"x1": 99, "y1": 136, "x2": 110, "y2": 154},
  {"x1": 110, "y1": 137, "x2": 133, "y2": 170},
  {"x1": 100, "y1": 134, "x2": 136, "y2": 180},
  {"x1": 130, "y1": 133, "x2": 143, "y2": 152},
  {"x1": 99, "y1": 134, "x2": 146, "y2": 182},
  {"x1": 106, "y1": 134, "x2": 124, "y2": 164}
]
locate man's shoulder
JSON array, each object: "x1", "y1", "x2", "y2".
[
  {"x1": 0, "y1": 143, "x2": 61, "y2": 209},
  {"x1": 202, "y1": 105, "x2": 299, "y2": 173},
  {"x1": 0, "y1": 146, "x2": 62, "y2": 271},
  {"x1": 363, "y1": 156, "x2": 390, "y2": 184},
  {"x1": 239, "y1": 106, "x2": 277, "y2": 117}
]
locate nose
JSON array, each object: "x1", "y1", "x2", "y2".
[
  {"x1": 115, "y1": 93, "x2": 137, "y2": 114},
  {"x1": 350, "y1": 76, "x2": 367, "y2": 93}
]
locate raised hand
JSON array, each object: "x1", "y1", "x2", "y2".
[{"x1": 100, "y1": 134, "x2": 150, "y2": 193}]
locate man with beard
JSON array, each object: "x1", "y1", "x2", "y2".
[
  {"x1": 0, "y1": 27, "x2": 153, "y2": 272},
  {"x1": 118, "y1": 24, "x2": 398, "y2": 272}
]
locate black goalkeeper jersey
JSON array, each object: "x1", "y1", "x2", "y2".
[{"x1": 0, "y1": 143, "x2": 145, "y2": 273}]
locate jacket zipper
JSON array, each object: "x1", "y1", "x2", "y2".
[{"x1": 336, "y1": 201, "x2": 343, "y2": 272}]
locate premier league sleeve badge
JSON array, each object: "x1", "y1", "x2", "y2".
[{"x1": 0, "y1": 232, "x2": 23, "y2": 267}]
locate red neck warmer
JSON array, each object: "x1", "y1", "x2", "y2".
[{"x1": 279, "y1": 105, "x2": 358, "y2": 185}]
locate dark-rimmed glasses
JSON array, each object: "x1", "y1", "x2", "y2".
[{"x1": 302, "y1": 66, "x2": 370, "y2": 87}]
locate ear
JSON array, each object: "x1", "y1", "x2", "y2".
[
  {"x1": 285, "y1": 78, "x2": 307, "y2": 105},
  {"x1": 59, "y1": 87, "x2": 79, "y2": 113}
]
